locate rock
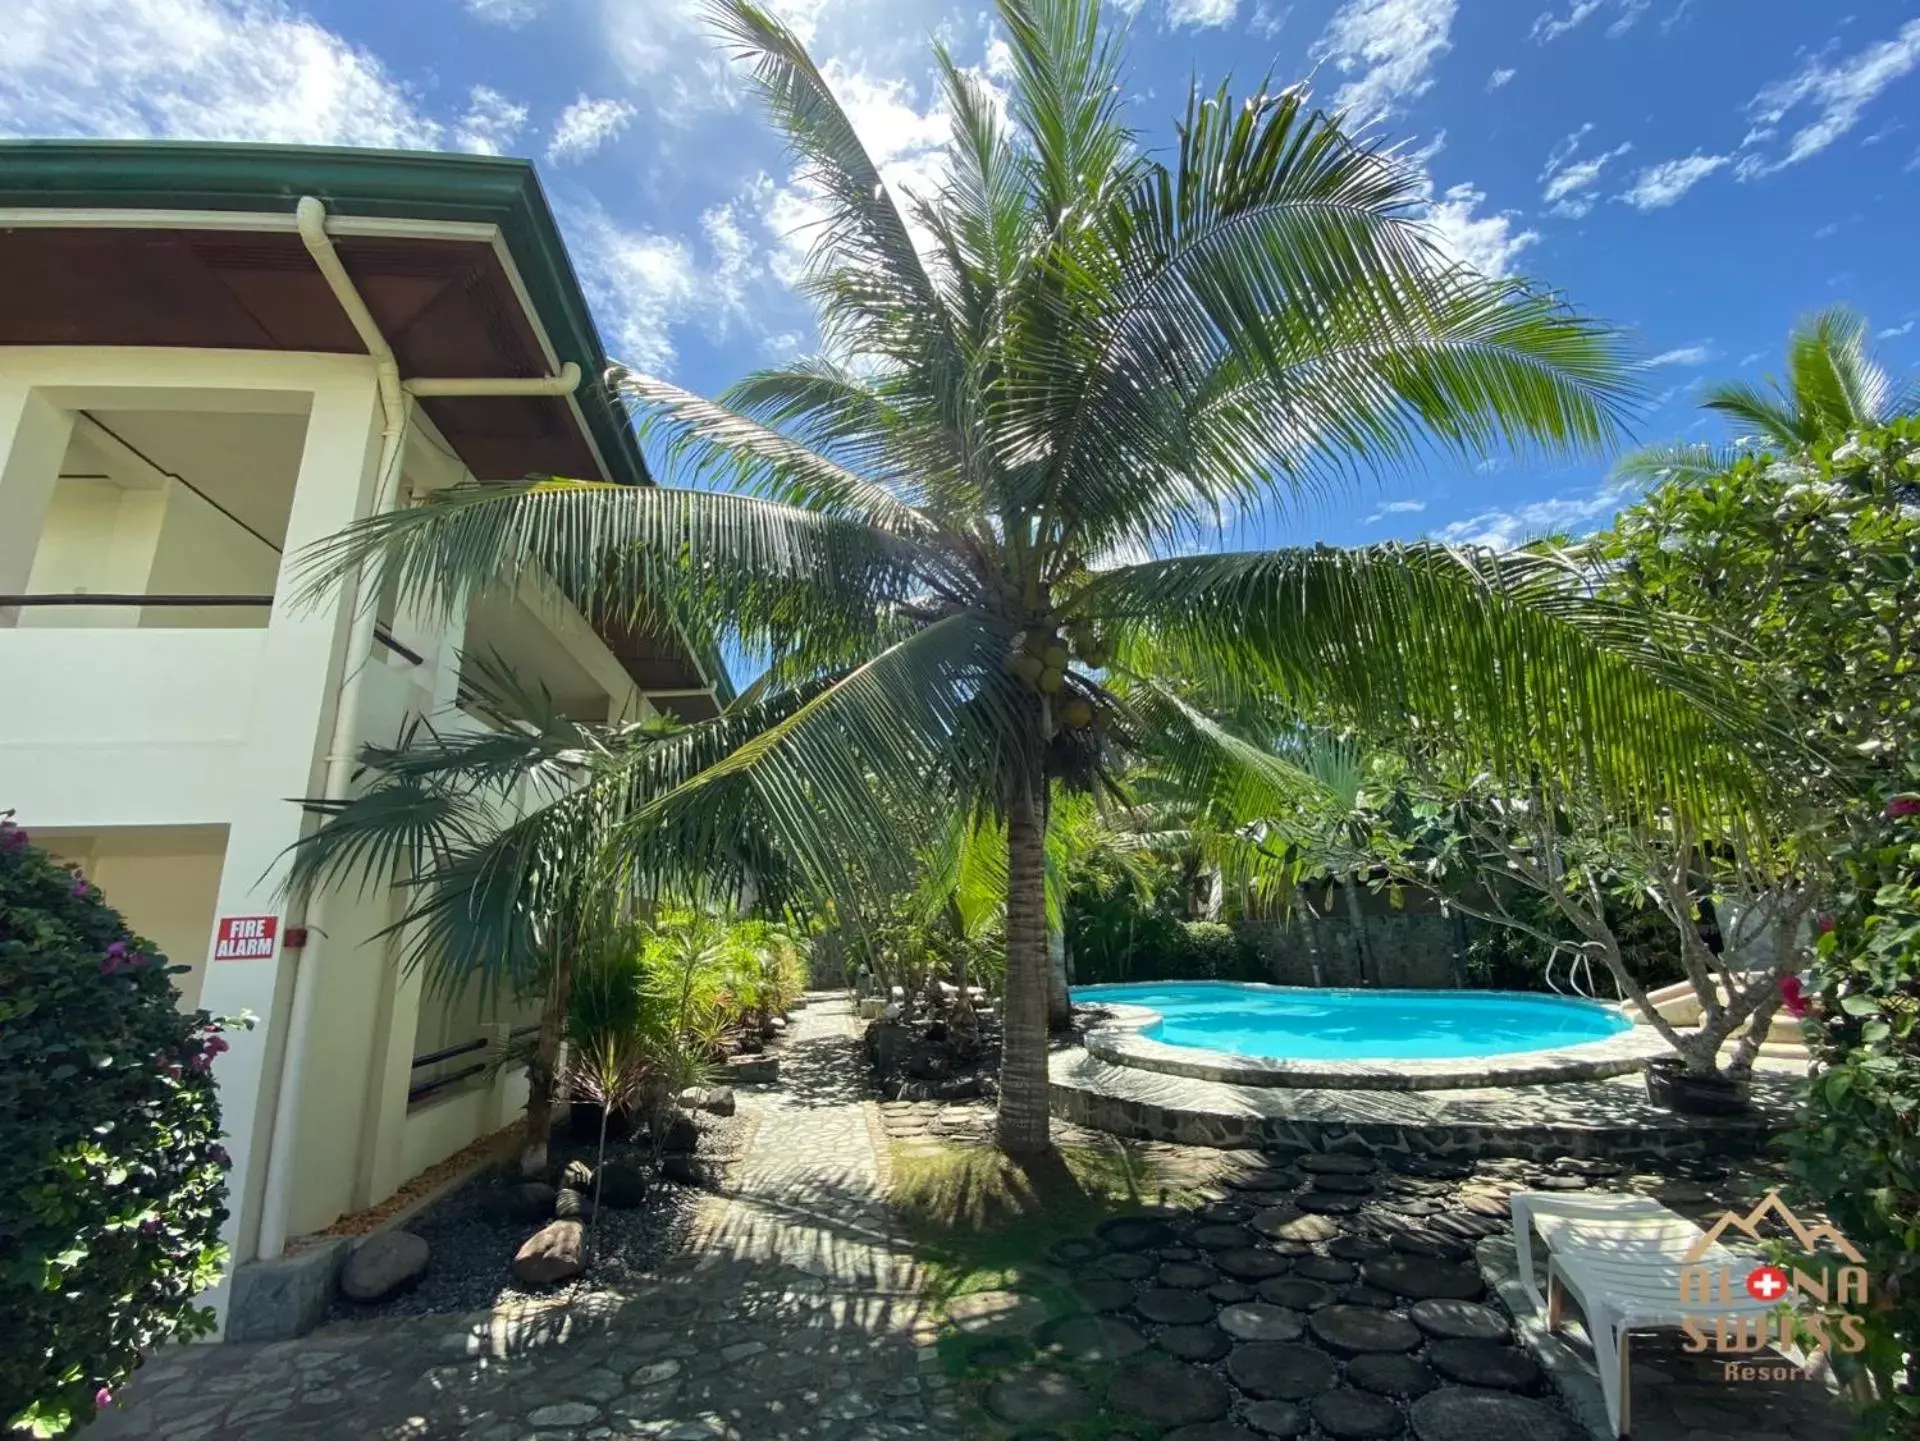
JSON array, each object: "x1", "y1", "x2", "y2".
[
  {"x1": 661, "y1": 1154, "x2": 707, "y2": 1187},
  {"x1": 1347, "y1": 1355, "x2": 1440, "y2": 1399},
  {"x1": 1073, "y1": 1277, "x2": 1137, "y2": 1313},
  {"x1": 1292, "y1": 1255, "x2": 1356, "y2": 1284},
  {"x1": 1389, "y1": 1228, "x2": 1471, "y2": 1262},
  {"x1": 560, "y1": 1158, "x2": 594, "y2": 1190},
  {"x1": 1297, "y1": 1191, "x2": 1365, "y2": 1215},
  {"x1": 1308, "y1": 1173, "x2": 1376, "y2": 1194},
  {"x1": 985, "y1": 1368, "x2": 1095, "y2": 1425},
  {"x1": 1226, "y1": 1341, "x2": 1338, "y2": 1400},
  {"x1": 1217, "y1": 1247, "x2": 1293, "y2": 1281},
  {"x1": 1243, "y1": 1400, "x2": 1309, "y2": 1437},
  {"x1": 1308, "y1": 1305, "x2": 1422, "y2": 1356},
  {"x1": 1157, "y1": 1244, "x2": 1203, "y2": 1262},
  {"x1": 1190, "y1": 1223, "x2": 1258, "y2": 1251},
  {"x1": 1251, "y1": 1208, "x2": 1341, "y2": 1243},
  {"x1": 1158, "y1": 1261, "x2": 1219, "y2": 1289},
  {"x1": 1361, "y1": 1254, "x2": 1484, "y2": 1301},
  {"x1": 1166, "y1": 1426, "x2": 1261, "y2": 1441},
  {"x1": 1134, "y1": 1288, "x2": 1216, "y2": 1326},
  {"x1": 527, "y1": 1402, "x2": 601, "y2": 1427},
  {"x1": 1050, "y1": 1236, "x2": 1103, "y2": 1266},
  {"x1": 933, "y1": 1076, "x2": 982, "y2": 1101},
  {"x1": 1409, "y1": 1388, "x2": 1577, "y2": 1441},
  {"x1": 677, "y1": 1085, "x2": 737, "y2": 1117},
  {"x1": 595, "y1": 1160, "x2": 647, "y2": 1209},
  {"x1": 1328, "y1": 1235, "x2": 1390, "y2": 1262},
  {"x1": 1099, "y1": 1252, "x2": 1157, "y2": 1280},
  {"x1": 339, "y1": 1231, "x2": 428, "y2": 1302},
  {"x1": 1311, "y1": 1388, "x2": 1403, "y2": 1440},
  {"x1": 1532, "y1": 1174, "x2": 1588, "y2": 1191},
  {"x1": 1256, "y1": 1276, "x2": 1337, "y2": 1311},
  {"x1": 1300, "y1": 1154, "x2": 1375, "y2": 1175},
  {"x1": 1408, "y1": 1300, "x2": 1511, "y2": 1343},
  {"x1": 1200, "y1": 1201, "x2": 1254, "y2": 1223},
  {"x1": 1426, "y1": 1339, "x2": 1542, "y2": 1392},
  {"x1": 1458, "y1": 1190, "x2": 1512, "y2": 1219},
  {"x1": 1156, "y1": 1324, "x2": 1231, "y2": 1361},
  {"x1": 512, "y1": 1220, "x2": 584, "y2": 1287},
  {"x1": 1107, "y1": 1359, "x2": 1232, "y2": 1426},
  {"x1": 1209, "y1": 1280, "x2": 1256, "y2": 1304},
  {"x1": 945, "y1": 1290, "x2": 1047, "y2": 1338},
  {"x1": 554, "y1": 1187, "x2": 596, "y2": 1221},
  {"x1": 661, "y1": 1114, "x2": 700, "y2": 1154},
  {"x1": 1218, "y1": 1303, "x2": 1305, "y2": 1342},
  {"x1": 1226, "y1": 1166, "x2": 1300, "y2": 1192},
  {"x1": 1343, "y1": 1284, "x2": 1399, "y2": 1308},
  {"x1": 725, "y1": 1054, "x2": 779, "y2": 1084},
  {"x1": 481, "y1": 1181, "x2": 556, "y2": 1225},
  {"x1": 1037, "y1": 1314, "x2": 1146, "y2": 1362},
  {"x1": 1097, "y1": 1216, "x2": 1178, "y2": 1252}
]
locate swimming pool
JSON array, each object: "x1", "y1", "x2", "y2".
[{"x1": 1072, "y1": 981, "x2": 1632, "y2": 1062}]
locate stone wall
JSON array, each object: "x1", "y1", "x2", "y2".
[{"x1": 1237, "y1": 886, "x2": 1466, "y2": 990}]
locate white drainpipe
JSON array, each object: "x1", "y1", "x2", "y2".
[{"x1": 251, "y1": 196, "x2": 583, "y2": 1263}]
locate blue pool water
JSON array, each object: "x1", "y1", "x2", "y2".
[{"x1": 1072, "y1": 981, "x2": 1631, "y2": 1061}]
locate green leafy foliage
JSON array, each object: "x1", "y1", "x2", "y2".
[{"x1": 0, "y1": 818, "x2": 235, "y2": 1437}]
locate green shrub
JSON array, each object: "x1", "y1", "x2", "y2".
[
  {"x1": 0, "y1": 817, "x2": 234, "y2": 1437},
  {"x1": 1176, "y1": 921, "x2": 1267, "y2": 982}
]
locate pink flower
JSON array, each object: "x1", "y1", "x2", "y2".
[
  {"x1": 1887, "y1": 795, "x2": 1920, "y2": 820},
  {"x1": 94, "y1": 1389, "x2": 112, "y2": 1411},
  {"x1": 188, "y1": 1053, "x2": 212, "y2": 1073},
  {"x1": 70, "y1": 876, "x2": 90, "y2": 898},
  {"x1": 1816, "y1": 915, "x2": 1836, "y2": 935},
  {"x1": 1780, "y1": 973, "x2": 1809, "y2": 1019}
]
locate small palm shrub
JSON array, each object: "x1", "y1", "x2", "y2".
[{"x1": 0, "y1": 817, "x2": 234, "y2": 1437}]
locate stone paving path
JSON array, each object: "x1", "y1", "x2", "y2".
[{"x1": 91, "y1": 994, "x2": 965, "y2": 1441}]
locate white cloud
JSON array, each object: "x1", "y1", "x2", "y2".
[
  {"x1": 1438, "y1": 485, "x2": 1629, "y2": 549},
  {"x1": 1251, "y1": 3, "x2": 1293, "y2": 38},
  {"x1": 1540, "y1": 131, "x2": 1631, "y2": 217},
  {"x1": 1740, "y1": 19, "x2": 1920, "y2": 175},
  {"x1": 548, "y1": 96, "x2": 637, "y2": 163},
  {"x1": 1529, "y1": 0, "x2": 1648, "y2": 43},
  {"x1": 453, "y1": 86, "x2": 528, "y2": 156},
  {"x1": 0, "y1": 0, "x2": 463, "y2": 148},
  {"x1": 1619, "y1": 152, "x2": 1729, "y2": 209},
  {"x1": 1646, "y1": 344, "x2": 1714, "y2": 367},
  {"x1": 565, "y1": 207, "x2": 702, "y2": 374},
  {"x1": 1365, "y1": 499, "x2": 1429, "y2": 522},
  {"x1": 464, "y1": 0, "x2": 540, "y2": 26},
  {"x1": 985, "y1": 36, "x2": 1017, "y2": 82},
  {"x1": 1738, "y1": 350, "x2": 1766, "y2": 366},
  {"x1": 1424, "y1": 182, "x2": 1538, "y2": 278},
  {"x1": 1169, "y1": 0, "x2": 1238, "y2": 26},
  {"x1": 1311, "y1": 0, "x2": 1460, "y2": 124},
  {"x1": 1880, "y1": 321, "x2": 1917, "y2": 339},
  {"x1": 1486, "y1": 67, "x2": 1517, "y2": 90}
]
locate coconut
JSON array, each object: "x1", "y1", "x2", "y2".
[
  {"x1": 1038, "y1": 666, "x2": 1066, "y2": 694},
  {"x1": 1060, "y1": 697, "x2": 1095, "y2": 728},
  {"x1": 1042, "y1": 643, "x2": 1070, "y2": 669},
  {"x1": 1009, "y1": 652, "x2": 1044, "y2": 684}
]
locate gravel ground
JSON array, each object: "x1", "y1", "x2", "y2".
[{"x1": 325, "y1": 1110, "x2": 747, "y2": 1322}]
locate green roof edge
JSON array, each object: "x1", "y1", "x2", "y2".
[{"x1": 0, "y1": 139, "x2": 733, "y2": 703}]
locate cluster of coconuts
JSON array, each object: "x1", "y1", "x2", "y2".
[{"x1": 1007, "y1": 622, "x2": 1112, "y2": 730}]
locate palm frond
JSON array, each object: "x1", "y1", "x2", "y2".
[{"x1": 1610, "y1": 441, "x2": 1744, "y2": 488}]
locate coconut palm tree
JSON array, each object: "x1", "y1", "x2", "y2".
[
  {"x1": 1621, "y1": 307, "x2": 1918, "y2": 484},
  {"x1": 297, "y1": 0, "x2": 1761, "y2": 1153}
]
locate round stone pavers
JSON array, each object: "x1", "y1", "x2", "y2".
[
  {"x1": 1251, "y1": 1207, "x2": 1342, "y2": 1244},
  {"x1": 1159, "y1": 1261, "x2": 1220, "y2": 1289},
  {"x1": 1073, "y1": 1276, "x2": 1137, "y2": 1313},
  {"x1": 1099, "y1": 1216, "x2": 1179, "y2": 1252},
  {"x1": 1297, "y1": 1192, "x2": 1366, "y2": 1215},
  {"x1": 1292, "y1": 1255, "x2": 1356, "y2": 1284},
  {"x1": 1156, "y1": 1324, "x2": 1231, "y2": 1362},
  {"x1": 1409, "y1": 1387, "x2": 1578, "y2": 1441},
  {"x1": 1227, "y1": 1342, "x2": 1339, "y2": 1400},
  {"x1": 1307, "y1": 1173, "x2": 1376, "y2": 1195},
  {"x1": 1361, "y1": 1255, "x2": 1484, "y2": 1301},
  {"x1": 1037, "y1": 1313, "x2": 1147, "y2": 1364},
  {"x1": 1257, "y1": 1276, "x2": 1337, "y2": 1311},
  {"x1": 1243, "y1": 1399, "x2": 1309, "y2": 1437},
  {"x1": 1312, "y1": 1387, "x2": 1404, "y2": 1439},
  {"x1": 1191, "y1": 1223, "x2": 1259, "y2": 1251},
  {"x1": 1108, "y1": 1359, "x2": 1233, "y2": 1427},
  {"x1": 1299, "y1": 1153, "x2": 1375, "y2": 1175},
  {"x1": 1210, "y1": 1280, "x2": 1256, "y2": 1304},
  {"x1": 1426, "y1": 1339, "x2": 1542, "y2": 1392},
  {"x1": 1218, "y1": 1302, "x2": 1306, "y2": 1342},
  {"x1": 1099, "y1": 1252, "x2": 1157, "y2": 1281},
  {"x1": 1347, "y1": 1354, "x2": 1440, "y2": 1398},
  {"x1": 1308, "y1": 1305, "x2": 1422, "y2": 1356},
  {"x1": 1165, "y1": 1425, "x2": 1264, "y2": 1441},
  {"x1": 985, "y1": 1368, "x2": 1096, "y2": 1425},
  {"x1": 1136, "y1": 1288, "x2": 1217, "y2": 1326},
  {"x1": 1408, "y1": 1300, "x2": 1510, "y2": 1343},
  {"x1": 1216, "y1": 1247, "x2": 1293, "y2": 1281}
]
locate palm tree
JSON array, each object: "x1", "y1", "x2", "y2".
[
  {"x1": 1621, "y1": 307, "x2": 1917, "y2": 483},
  {"x1": 297, "y1": 0, "x2": 1760, "y2": 1153}
]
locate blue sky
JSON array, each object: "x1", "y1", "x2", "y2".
[{"x1": 6, "y1": 0, "x2": 1918, "y2": 550}]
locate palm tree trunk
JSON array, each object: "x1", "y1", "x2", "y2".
[
  {"x1": 997, "y1": 750, "x2": 1052, "y2": 1154},
  {"x1": 519, "y1": 949, "x2": 576, "y2": 1178}
]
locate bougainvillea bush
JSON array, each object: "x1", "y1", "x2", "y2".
[{"x1": 0, "y1": 816, "x2": 236, "y2": 1437}]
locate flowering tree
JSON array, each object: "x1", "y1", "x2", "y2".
[{"x1": 0, "y1": 817, "x2": 235, "y2": 1437}]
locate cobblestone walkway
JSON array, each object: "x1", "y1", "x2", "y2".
[{"x1": 91, "y1": 994, "x2": 966, "y2": 1441}]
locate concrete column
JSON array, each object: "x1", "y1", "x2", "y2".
[
  {"x1": 354, "y1": 941, "x2": 425, "y2": 1211},
  {"x1": 192, "y1": 373, "x2": 384, "y2": 1321},
  {"x1": 0, "y1": 384, "x2": 75, "y2": 625}
]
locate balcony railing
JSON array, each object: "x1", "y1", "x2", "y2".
[{"x1": 2, "y1": 595, "x2": 426, "y2": 671}]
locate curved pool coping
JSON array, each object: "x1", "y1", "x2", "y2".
[{"x1": 1074, "y1": 983, "x2": 1667, "y2": 1091}]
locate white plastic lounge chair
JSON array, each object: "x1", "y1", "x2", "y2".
[{"x1": 1510, "y1": 1191, "x2": 1786, "y2": 1437}]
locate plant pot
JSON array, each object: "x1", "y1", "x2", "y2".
[{"x1": 1644, "y1": 1056, "x2": 1751, "y2": 1116}]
